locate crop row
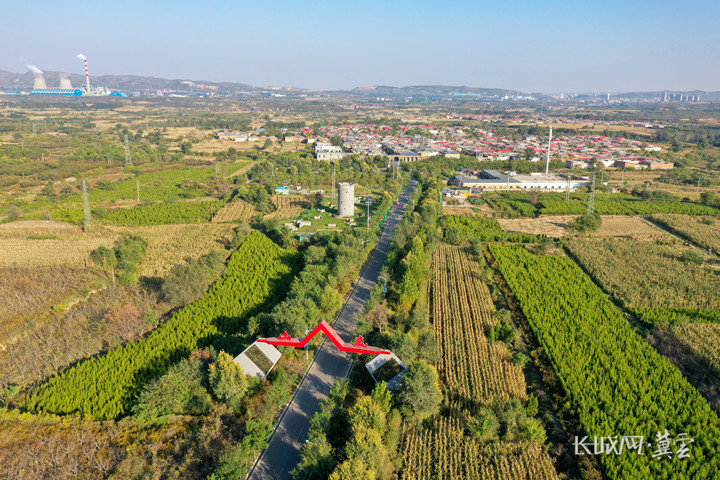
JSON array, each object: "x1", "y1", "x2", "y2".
[
  {"x1": 401, "y1": 416, "x2": 559, "y2": 480},
  {"x1": 489, "y1": 244, "x2": 720, "y2": 479},
  {"x1": 104, "y1": 200, "x2": 225, "y2": 226},
  {"x1": 431, "y1": 245, "x2": 526, "y2": 408}
]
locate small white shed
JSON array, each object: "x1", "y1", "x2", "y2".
[
  {"x1": 234, "y1": 341, "x2": 282, "y2": 380},
  {"x1": 365, "y1": 353, "x2": 408, "y2": 392}
]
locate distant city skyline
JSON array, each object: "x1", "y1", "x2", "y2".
[{"x1": 2, "y1": 0, "x2": 719, "y2": 93}]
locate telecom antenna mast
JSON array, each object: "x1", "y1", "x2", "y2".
[
  {"x1": 587, "y1": 172, "x2": 596, "y2": 215},
  {"x1": 124, "y1": 135, "x2": 132, "y2": 165},
  {"x1": 82, "y1": 180, "x2": 92, "y2": 232},
  {"x1": 545, "y1": 124, "x2": 552, "y2": 176}
]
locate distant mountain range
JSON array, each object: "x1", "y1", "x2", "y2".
[{"x1": 0, "y1": 69, "x2": 718, "y2": 101}]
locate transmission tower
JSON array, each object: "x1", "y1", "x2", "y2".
[
  {"x1": 587, "y1": 172, "x2": 596, "y2": 215},
  {"x1": 566, "y1": 174, "x2": 571, "y2": 204},
  {"x1": 124, "y1": 135, "x2": 133, "y2": 165},
  {"x1": 82, "y1": 180, "x2": 92, "y2": 232}
]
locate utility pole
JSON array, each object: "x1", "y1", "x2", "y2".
[
  {"x1": 545, "y1": 124, "x2": 552, "y2": 176},
  {"x1": 124, "y1": 135, "x2": 132, "y2": 166},
  {"x1": 82, "y1": 180, "x2": 92, "y2": 232},
  {"x1": 365, "y1": 198, "x2": 372, "y2": 234},
  {"x1": 331, "y1": 163, "x2": 335, "y2": 204},
  {"x1": 566, "y1": 174, "x2": 571, "y2": 204},
  {"x1": 136, "y1": 179, "x2": 140, "y2": 203},
  {"x1": 587, "y1": 172, "x2": 596, "y2": 215}
]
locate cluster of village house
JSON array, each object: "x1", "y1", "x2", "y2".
[{"x1": 217, "y1": 117, "x2": 673, "y2": 171}]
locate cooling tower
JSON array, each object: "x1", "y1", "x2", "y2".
[
  {"x1": 27, "y1": 65, "x2": 47, "y2": 89},
  {"x1": 59, "y1": 74, "x2": 73, "y2": 89},
  {"x1": 337, "y1": 182, "x2": 355, "y2": 217}
]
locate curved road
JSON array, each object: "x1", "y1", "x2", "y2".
[{"x1": 248, "y1": 180, "x2": 418, "y2": 480}]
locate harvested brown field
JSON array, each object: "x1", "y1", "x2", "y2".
[
  {"x1": 442, "y1": 205, "x2": 484, "y2": 216},
  {"x1": 212, "y1": 199, "x2": 257, "y2": 223},
  {"x1": 498, "y1": 215, "x2": 675, "y2": 240},
  {"x1": 264, "y1": 195, "x2": 313, "y2": 220},
  {"x1": 0, "y1": 221, "x2": 118, "y2": 267},
  {"x1": 0, "y1": 267, "x2": 95, "y2": 345},
  {"x1": 109, "y1": 223, "x2": 234, "y2": 277}
]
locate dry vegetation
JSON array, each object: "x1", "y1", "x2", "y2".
[
  {"x1": 431, "y1": 245, "x2": 526, "y2": 406},
  {"x1": 212, "y1": 199, "x2": 257, "y2": 223},
  {"x1": 0, "y1": 267, "x2": 94, "y2": 346},
  {"x1": 264, "y1": 194, "x2": 313, "y2": 220},
  {"x1": 109, "y1": 223, "x2": 235, "y2": 278},
  {"x1": 565, "y1": 238, "x2": 720, "y2": 309},
  {"x1": 0, "y1": 221, "x2": 117, "y2": 267},
  {"x1": 498, "y1": 215, "x2": 674, "y2": 239},
  {"x1": 402, "y1": 417, "x2": 559, "y2": 480},
  {"x1": 650, "y1": 214, "x2": 720, "y2": 252},
  {"x1": 0, "y1": 283, "x2": 166, "y2": 389},
  {"x1": 670, "y1": 323, "x2": 720, "y2": 378}
]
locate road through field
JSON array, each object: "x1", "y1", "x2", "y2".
[{"x1": 248, "y1": 180, "x2": 418, "y2": 480}]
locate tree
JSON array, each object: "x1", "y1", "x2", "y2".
[
  {"x1": 328, "y1": 459, "x2": 375, "y2": 480},
  {"x1": 343, "y1": 426, "x2": 389, "y2": 479},
  {"x1": 133, "y1": 358, "x2": 211, "y2": 423},
  {"x1": 468, "y1": 407, "x2": 500, "y2": 443},
  {"x1": 570, "y1": 213, "x2": 602, "y2": 233},
  {"x1": 365, "y1": 302, "x2": 389, "y2": 332},
  {"x1": 319, "y1": 285, "x2": 343, "y2": 315},
  {"x1": 161, "y1": 261, "x2": 208, "y2": 306},
  {"x1": 209, "y1": 352, "x2": 248, "y2": 412},
  {"x1": 90, "y1": 246, "x2": 117, "y2": 269},
  {"x1": 228, "y1": 222, "x2": 251, "y2": 249},
  {"x1": 348, "y1": 396, "x2": 386, "y2": 434},
  {"x1": 389, "y1": 331, "x2": 416, "y2": 363},
  {"x1": 398, "y1": 360, "x2": 441, "y2": 420},
  {"x1": 104, "y1": 303, "x2": 143, "y2": 341}
]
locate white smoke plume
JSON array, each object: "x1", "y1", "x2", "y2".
[
  {"x1": 76, "y1": 53, "x2": 86, "y2": 61},
  {"x1": 26, "y1": 65, "x2": 43, "y2": 74}
]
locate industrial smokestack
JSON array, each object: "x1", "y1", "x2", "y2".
[
  {"x1": 76, "y1": 54, "x2": 90, "y2": 94},
  {"x1": 545, "y1": 124, "x2": 552, "y2": 176},
  {"x1": 26, "y1": 65, "x2": 47, "y2": 90},
  {"x1": 59, "y1": 73, "x2": 73, "y2": 89}
]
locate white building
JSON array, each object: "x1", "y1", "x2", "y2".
[{"x1": 315, "y1": 143, "x2": 346, "y2": 161}]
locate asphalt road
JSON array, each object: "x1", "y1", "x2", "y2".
[{"x1": 247, "y1": 180, "x2": 418, "y2": 480}]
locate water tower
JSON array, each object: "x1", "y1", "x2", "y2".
[{"x1": 337, "y1": 182, "x2": 355, "y2": 217}]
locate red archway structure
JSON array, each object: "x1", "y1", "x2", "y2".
[{"x1": 258, "y1": 320, "x2": 390, "y2": 355}]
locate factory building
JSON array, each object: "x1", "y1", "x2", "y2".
[
  {"x1": 452, "y1": 169, "x2": 589, "y2": 192},
  {"x1": 337, "y1": 182, "x2": 355, "y2": 217},
  {"x1": 31, "y1": 89, "x2": 83, "y2": 96}
]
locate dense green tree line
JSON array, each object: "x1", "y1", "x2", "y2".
[
  {"x1": 104, "y1": 199, "x2": 225, "y2": 226},
  {"x1": 440, "y1": 215, "x2": 548, "y2": 243},
  {"x1": 27, "y1": 231, "x2": 298, "y2": 420},
  {"x1": 489, "y1": 244, "x2": 720, "y2": 479}
]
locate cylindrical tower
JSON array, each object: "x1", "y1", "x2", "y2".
[{"x1": 337, "y1": 182, "x2": 355, "y2": 217}]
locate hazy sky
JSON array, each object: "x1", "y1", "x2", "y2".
[{"x1": 3, "y1": 0, "x2": 719, "y2": 92}]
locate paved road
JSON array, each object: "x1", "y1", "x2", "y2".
[{"x1": 248, "y1": 180, "x2": 418, "y2": 480}]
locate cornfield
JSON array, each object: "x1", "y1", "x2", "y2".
[
  {"x1": 431, "y1": 245, "x2": 526, "y2": 408},
  {"x1": 264, "y1": 195, "x2": 313, "y2": 220},
  {"x1": 109, "y1": 223, "x2": 235, "y2": 277},
  {"x1": 212, "y1": 199, "x2": 257, "y2": 223},
  {"x1": 650, "y1": 214, "x2": 720, "y2": 252},
  {"x1": 0, "y1": 221, "x2": 116, "y2": 267},
  {"x1": 401, "y1": 417, "x2": 559, "y2": 480},
  {"x1": 671, "y1": 323, "x2": 720, "y2": 377},
  {"x1": 565, "y1": 238, "x2": 720, "y2": 310}
]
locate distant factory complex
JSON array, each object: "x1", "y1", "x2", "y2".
[{"x1": 14, "y1": 54, "x2": 126, "y2": 97}]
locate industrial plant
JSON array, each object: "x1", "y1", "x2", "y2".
[{"x1": 22, "y1": 54, "x2": 126, "y2": 97}]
